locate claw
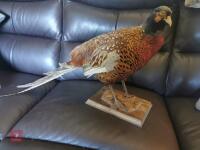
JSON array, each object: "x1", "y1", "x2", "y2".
[
  {"x1": 108, "y1": 85, "x2": 128, "y2": 113},
  {"x1": 114, "y1": 99, "x2": 128, "y2": 113}
]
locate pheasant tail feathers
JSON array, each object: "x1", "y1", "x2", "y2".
[{"x1": 0, "y1": 64, "x2": 76, "y2": 98}]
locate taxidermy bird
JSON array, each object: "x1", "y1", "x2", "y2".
[{"x1": 0, "y1": 6, "x2": 173, "y2": 110}]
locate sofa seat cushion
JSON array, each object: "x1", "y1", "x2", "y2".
[
  {"x1": 0, "y1": 70, "x2": 56, "y2": 140},
  {"x1": 9, "y1": 81, "x2": 179, "y2": 150},
  {"x1": 0, "y1": 138, "x2": 87, "y2": 150},
  {"x1": 166, "y1": 97, "x2": 200, "y2": 150}
]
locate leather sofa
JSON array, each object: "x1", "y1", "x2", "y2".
[{"x1": 0, "y1": 0, "x2": 199, "y2": 150}]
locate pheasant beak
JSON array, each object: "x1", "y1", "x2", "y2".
[{"x1": 164, "y1": 16, "x2": 172, "y2": 27}]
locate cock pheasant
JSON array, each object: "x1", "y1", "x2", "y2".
[{"x1": 0, "y1": 6, "x2": 173, "y2": 110}]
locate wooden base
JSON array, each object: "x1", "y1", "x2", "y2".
[
  {"x1": 86, "y1": 87, "x2": 152, "y2": 127},
  {"x1": 101, "y1": 88, "x2": 151, "y2": 115}
]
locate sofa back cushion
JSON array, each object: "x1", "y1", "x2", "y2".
[
  {"x1": 166, "y1": 2, "x2": 200, "y2": 96},
  {"x1": 60, "y1": 0, "x2": 178, "y2": 94},
  {"x1": 0, "y1": 0, "x2": 61, "y2": 75}
]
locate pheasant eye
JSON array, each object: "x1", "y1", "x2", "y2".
[{"x1": 154, "y1": 12, "x2": 163, "y2": 23}]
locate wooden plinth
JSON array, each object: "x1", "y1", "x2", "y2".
[{"x1": 86, "y1": 87, "x2": 152, "y2": 127}]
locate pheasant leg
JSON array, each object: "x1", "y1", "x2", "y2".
[
  {"x1": 121, "y1": 80, "x2": 130, "y2": 98},
  {"x1": 108, "y1": 85, "x2": 128, "y2": 112}
]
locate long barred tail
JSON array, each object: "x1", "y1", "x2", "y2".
[{"x1": 0, "y1": 64, "x2": 76, "y2": 98}]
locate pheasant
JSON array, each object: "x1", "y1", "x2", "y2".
[{"x1": 0, "y1": 6, "x2": 173, "y2": 110}]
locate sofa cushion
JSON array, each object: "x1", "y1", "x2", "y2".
[
  {"x1": 166, "y1": 2, "x2": 200, "y2": 96},
  {"x1": 0, "y1": 0, "x2": 61, "y2": 40},
  {"x1": 0, "y1": 70, "x2": 56, "y2": 140},
  {"x1": 166, "y1": 97, "x2": 200, "y2": 150},
  {"x1": 0, "y1": 0, "x2": 62, "y2": 76},
  {"x1": 63, "y1": 1, "x2": 117, "y2": 42},
  {"x1": 9, "y1": 81, "x2": 179, "y2": 150},
  {"x1": 72, "y1": 0, "x2": 175, "y2": 9},
  {"x1": 0, "y1": 34, "x2": 60, "y2": 75},
  {"x1": 0, "y1": 139, "x2": 86, "y2": 150},
  {"x1": 166, "y1": 53, "x2": 200, "y2": 96}
]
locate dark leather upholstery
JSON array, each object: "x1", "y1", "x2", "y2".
[
  {"x1": 0, "y1": 0, "x2": 61, "y2": 75},
  {"x1": 164, "y1": 1, "x2": 200, "y2": 149},
  {"x1": 0, "y1": 34, "x2": 60, "y2": 75},
  {"x1": 166, "y1": 97, "x2": 200, "y2": 150},
  {"x1": 63, "y1": 1, "x2": 117, "y2": 42},
  {"x1": 166, "y1": 2, "x2": 200, "y2": 96},
  {"x1": 0, "y1": 0, "x2": 199, "y2": 149},
  {"x1": 8, "y1": 81, "x2": 179, "y2": 150},
  {"x1": 72, "y1": 0, "x2": 175, "y2": 9},
  {"x1": 0, "y1": 0, "x2": 61, "y2": 39},
  {"x1": 0, "y1": 139, "x2": 86, "y2": 150},
  {"x1": 0, "y1": 70, "x2": 56, "y2": 140}
]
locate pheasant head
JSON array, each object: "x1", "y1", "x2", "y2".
[{"x1": 143, "y1": 6, "x2": 173, "y2": 39}]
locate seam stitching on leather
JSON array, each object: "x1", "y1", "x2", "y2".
[
  {"x1": 164, "y1": 3, "x2": 180, "y2": 97},
  {"x1": 9, "y1": 2, "x2": 16, "y2": 67},
  {"x1": 11, "y1": 2, "x2": 16, "y2": 33},
  {"x1": 58, "y1": 0, "x2": 64, "y2": 66},
  {"x1": 115, "y1": 11, "x2": 119, "y2": 30},
  {"x1": 9, "y1": 40, "x2": 16, "y2": 67}
]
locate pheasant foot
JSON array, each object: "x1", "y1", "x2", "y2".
[
  {"x1": 108, "y1": 85, "x2": 128, "y2": 112},
  {"x1": 121, "y1": 80, "x2": 132, "y2": 98}
]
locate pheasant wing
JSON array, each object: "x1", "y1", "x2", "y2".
[{"x1": 83, "y1": 46, "x2": 120, "y2": 78}]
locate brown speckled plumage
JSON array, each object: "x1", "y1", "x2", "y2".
[{"x1": 68, "y1": 26, "x2": 164, "y2": 84}]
